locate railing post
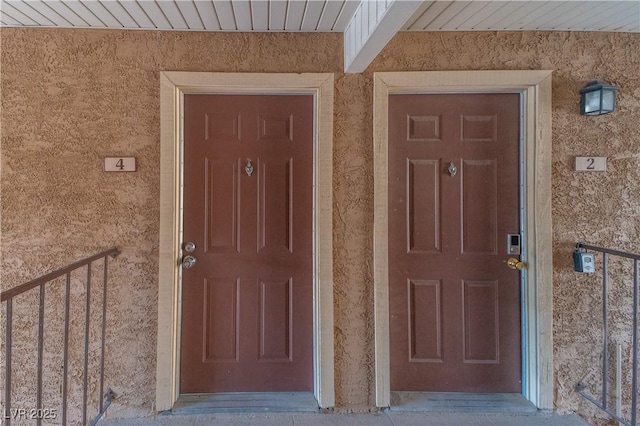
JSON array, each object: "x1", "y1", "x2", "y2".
[
  {"x1": 4, "y1": 299, "x2": 13, "y2": 426},
  {"x1": 62, "y1": 272, "x2": 71, "y2": 425},
  {"x1": 603, "y1": 253, "x2": 609, "y2": 410},
  {"x1": 82, "y1": 262, "x2": 92, "y2": 425},
  {"x1": 36, "y1": 284, "x2": 45, "y2": 426},
  {"x1": 632, "y1": 260, "x2": 638, "y2": 425},
  {"x1": 99, "y1": 255, "x2": 109, "y2": 415}
]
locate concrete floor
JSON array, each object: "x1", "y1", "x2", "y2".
[{"x1": 102, "y1": 411, "x2": 588, "y2": 425}]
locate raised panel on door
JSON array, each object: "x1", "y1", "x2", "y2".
[
  {"x1": 406, "y1": 159, "x2": 441, "y2": 254},
  {"x1": 388, "y1": 93, "x2": 521, "y2": 393},
  {"x1": 461, "y1": 114, "x2": 497, "y2": 142},
  {"x1": 259, "y1": 114, "x2": 294, "y2": 142},
  {"x1": 462, "y1": 280, "x2": 499, "y2": 364},
  {"x1": 257, "y1": 158, "x2": 293, "y2": 253},
  {"x1": 204, "y1": 158, "x2": 241, "y2": 253},
  {"x1": 259, "y1": 278, "x2": 293, "y2": 362},
  {"x1": 408, "y1": 279, "x2": 443, "y2": 362},
  {"x1": 203, "y1": 278, "x2": 240, "y2": 362},
  {"x1": 407, "y1": 115, "x2": 442, "y2": 142},
  {"x1": 461, "y1": 159, "x2": 497, "y2": 255},
  {"x1": 205, "y1": 113, "x2": 241, "y2": 142}
]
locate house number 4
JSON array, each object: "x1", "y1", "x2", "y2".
[{"x1": 104, "y1": 157, "x2": 136, "y2": 172}]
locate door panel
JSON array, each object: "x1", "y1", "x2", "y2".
[
  {"x1": 461, "y1": 159, "x2": 497, "y2": 254},
  {"x1": 462, "y1": 280, "x2": 499, "y2": 363},
  {"x1": 259, "y1": 278, "x2": 292, "y2": 361},
  {"x1": 408, "y1": 279, "x2": 442, "y2": 362},
  {"x1": 407, "y1": 159, "x2": 441, "y2": 254},
  {"x1": 204, "y1": 158, "x2": 240, "y2": 253},
  {"x1": 203, "y1": 278, "x2": 239, "y2": 362},
  {"x1": 388, "y1": 94, "x2": 521, "y2": 393},
  {"x1": 180, "y1": 95, "x2": 313, "y2": 393},
  {"x1": 257, "y1": 157, "x2": 294, "y2": 253}
]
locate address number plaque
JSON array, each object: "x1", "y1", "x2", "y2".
[
  {"x1": 575, "y1": 156, "x2": 607, "y2": 172},
  {"x1": 104, "y1": 157, "x2": 136, "y2": 172}
]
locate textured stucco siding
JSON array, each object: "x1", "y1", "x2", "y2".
[{"x1": 1, "y1": 28, "x2": 639, "y2": 424}]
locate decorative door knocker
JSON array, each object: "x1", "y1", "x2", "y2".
[
  {"x1": 245, "y1": 159, "x2": 254, "y2": 177},
  {"x1": 448, "y1": 161, "x2": 457, "y2": 177}
]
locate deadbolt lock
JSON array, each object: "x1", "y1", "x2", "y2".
[{"x1": 506, "y1": 258, "x2": 526, "y2": 271}]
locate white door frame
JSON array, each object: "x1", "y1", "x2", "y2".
[
  {"x1": 156, "y1": 72, "x2": 335, "y2": 411},
  {"x1": 373, "y1": 71, "x2": 553, "y2": 409}
]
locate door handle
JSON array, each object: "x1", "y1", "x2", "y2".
[
  {"x1": 182, "y1": 255, "x2": 197, "y2": 269},
  {"x1": 505, "y1": 258, "x2": 526, "y2": 271}
]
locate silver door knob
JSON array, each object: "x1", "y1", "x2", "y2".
[{"x1": 182, "y1": 255, "x2": 197, "y2": 269}]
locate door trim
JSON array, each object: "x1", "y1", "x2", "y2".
[
  {"x1": 373, "y1": 71, "x2": 553, "y2": 409},
  {"x1": 157, "y1": 72, "x2": 335, "y2": 411}
]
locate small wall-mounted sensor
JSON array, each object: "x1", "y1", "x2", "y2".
[{"x1": 573, "y1": 249, "x2": 595, "y2": 273}]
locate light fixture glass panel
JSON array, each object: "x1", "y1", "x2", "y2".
[
  {"x1": 584, "y1": 91, "x2": 601, "y2": 114},
  {"x1": 602, "y1": 90, "x2": 615, "y2": 111}
]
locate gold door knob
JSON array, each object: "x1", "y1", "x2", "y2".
[{"x1": 506, "y1": 258, "x2": 526, "y2": 270}]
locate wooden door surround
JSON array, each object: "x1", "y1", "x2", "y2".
[
  {"x1": 157, "y1": 72, "x2": 335, "y2": 410},
  {"x1": 373, "y1": 71, "x2": 553, "y2": 409}
]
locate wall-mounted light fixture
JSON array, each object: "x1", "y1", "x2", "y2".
[{"x1": 580, "y1": 80, "x2": 618, "y2": 116}]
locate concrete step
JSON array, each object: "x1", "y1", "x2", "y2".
[{"x1": 102, "y1": 410, "x2": 588, "y2": 425}]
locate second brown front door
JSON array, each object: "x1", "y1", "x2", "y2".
[
  {"x1": 180, "y1": 94, "x2": 314, "y2": 393},
  {"x1": 388, "y1": 93, "x2": 522, "y2": 393}
]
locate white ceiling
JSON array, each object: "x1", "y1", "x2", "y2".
[
  {"x1": 1, "y1": 1, "x2": 638, "y2": 72},
  {"x1": 0, "y1": 0, "x2": 361, "y2": 31},
  {"x1": 406, "y1": 1, "x2": 640, "y2": 32},
  {"x1": 1, "y1": 1, "x2": 638, "y2": 33}
]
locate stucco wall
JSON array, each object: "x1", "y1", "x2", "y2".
[{"x1": 1, "y1": 28, "x2": 639, "y2": 424}]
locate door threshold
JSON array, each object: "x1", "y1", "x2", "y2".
[
  {"x1": 389, "y1": 392, "x2": 537, "y2": 413},
  {"x1": 169, "y1": 392, "x2": 319, "y2": 414}
]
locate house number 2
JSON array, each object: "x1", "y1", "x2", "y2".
[{"x1": 575, "y1": 157, "x2": 607, "y2": 172}]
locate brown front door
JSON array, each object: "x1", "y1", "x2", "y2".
[
  {"x1": 388, "y1": 93, "x2": 521, "y2": 393},
  {"x1": 180, "y1": 94, "x2": 314, "y2": 393}
]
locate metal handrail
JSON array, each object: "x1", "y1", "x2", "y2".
[
  {"x1": 2, "y1": 247, "x2": 120, "y2": 426},
  {"x1": 1, "y1": 248, "x2": 119, "y2": 302},
  {"x1": 574, "y1": 242, "x2": 638, "y2": 426},
  {"x1": 578, "y1": 242, "x2": 640, "y2": 261}
]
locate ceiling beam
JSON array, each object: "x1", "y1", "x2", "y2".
[{"x1": 343, "y1": 0, "x2": 426, "y2": 73}]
